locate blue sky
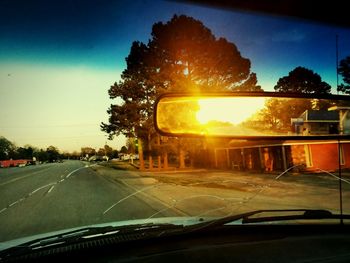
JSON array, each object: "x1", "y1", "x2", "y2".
[{"x1": 1, "y1": 0, "x2": 350, "y2": 152}]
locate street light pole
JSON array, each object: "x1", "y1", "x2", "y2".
[{"x1": 336, "y1": 34, "x2": 339, "y2": 94}]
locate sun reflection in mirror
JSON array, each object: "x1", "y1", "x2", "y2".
[{"x1": 196, "y1": 97, "x2": 266, "y2": 125}]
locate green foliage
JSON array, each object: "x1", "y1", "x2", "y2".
[
  {"x1": 46, "y1": 146, "x2": 60, "y2": 162},
  {"x1": 338, "y1": 56, "x2": 350, "y2": 94},
  {"x1": 104, "y1": 145, "x2": 113, "y2": 157},
  {"x1": 33, "y1": 149, "x2": 49, "y2": 162},
  {"x1": 126, "y1": 138, "x2": 136, "y2": 154},
  {"x1": 15, "y1": 146, "x2": 34, "y2": 159},
  {"x1": 0, "y1": 136, "x2": 16, "y2": 160},
  {"x1": 101, "y1": 14, "x2": 262, "y2": 142},
  {"x1": 81, "y1": 147, "x2": 96, "y2": 157},
  {"x1": 157, "y1": 99, "x2": 201, "y2": 133},
  {"x1": 258, "y1": 98, "x2": 312, "y2": 132},
  {"x1": 149, "y1": 15, "x2": 262, "y2": 92},
  {"x1": 111, "y1": 150, "x2": 119, "y2": 158},
  {"x1": 0, "y1": 136, "x2": 64, "y2": 162},
  {"x1": 120, "y1": 146, "x2": 128, "y2": 154},
  {"x1": 274, "y1": 66, "x2": 331, "y2": 94}
]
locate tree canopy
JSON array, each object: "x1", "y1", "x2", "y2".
[
  {"x1": 338, "y1": 56, "x2": 350, "y2": 94},
  {"x1": 101, "y1": 14, "x2": 262, "y2": 140},
  {"x1": 149, "y1": 15, "x2": 262, "y2": 92},
  {"x1": 274, "y1": 66, "x2": 331, "y2": 94},
  {"x1": 0, "y1": 136, "x2": 15, "y2": 160}
]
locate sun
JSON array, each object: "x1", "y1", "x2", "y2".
[{"x1": 196, "y1": 97, "x2": 266, "y2": 125}]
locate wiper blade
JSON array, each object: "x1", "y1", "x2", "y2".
[
  {"x1": 241, "y1": 209, "x2": 350, "y2": 224},
  {"x1": 0, "y1": 222, "x2": 184, "y2": 259},
  {"x1": 190, "y1": 209, "x2": 350, "y2": 231}
]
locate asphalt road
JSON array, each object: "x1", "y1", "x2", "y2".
[
  {"x1": 1, "y1": 161, "x2": 349, "y2": 243},
  {"x1": 0, "y1": 160, "x2": 179, "y2": 242}
]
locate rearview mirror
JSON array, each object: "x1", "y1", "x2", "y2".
[{"x1": 154, "y1": 92, "x2": 350, "y2": 140}]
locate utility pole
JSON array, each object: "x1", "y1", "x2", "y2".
[{"x1": 336, "y1": 34, "x2": 339, "y2": 94}]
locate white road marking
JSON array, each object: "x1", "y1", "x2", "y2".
[
  {"x1": 0, "y1": 164, "x2": 93, "y2": 214},
  {"x1": 0, "y1": 166, "x2": 53, "y2": 186},
  {"x1": 103, "y1": 184, "x2": 161, "y2": 215},
  {"x1": 30, "y1": 183, "x2": 56, "y2": 195},
  {"x1": 47, "y1": 185, "x2": 55, "y2": 193},
  {"x1": 9, "y1": 201, "x2": 18, "y2": 207},
  {"x1": 66, "y1": 166, "x2": 88, "y2": 178}
]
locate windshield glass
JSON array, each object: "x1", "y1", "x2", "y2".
[{"x1": 1, "y1": 0, "x2": 350, "y2": 243}]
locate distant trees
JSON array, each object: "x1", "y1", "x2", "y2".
[
  {"x1": 16, "y1": 146, "x2": 34, "y2": 159},
  {"x1": 96, "y1": 145, "x2": 113, "y2": 159},
  {"x1": 0, "y1": 136, "x2": 121, "y2": 163},
  {"x1": 120, "y1": 146, "x2": 128, "y2": 154},
  {"x1": 34, "y1": 149, "x2": 49, "y2": 162},
  {"x1": 81, "y1": 147, "x2": 96, "y2": 158},
  {"x1": 274, "y1": 66, "x2": 331, "y2": 94},
  {"x1": 338, "y1": 56, "x2": 350, "y2": 94},
  {"x1": 0, "y1": 136, "x2": 16, "y2": 160},
  {"x1": 101, "y1": 14, "x2": 262, "y2": 169},
  {"x1": 247, "y1": 98, "x2": 313, "y2": 132},
  {"x1": 0, "y1": 136, "x2": 64, "y2": 162},
  {"x1": 46, "y1": 146, "x2": 60, "y2": 162}
]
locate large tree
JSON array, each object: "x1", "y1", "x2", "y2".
[
  {"x1": 101, "y1": 14, "x2": 262, "y2": 169},
  {"x1": 274, "y1": 66, "x2": 331, "y2": 94},
  {"x1": 338, "y1": 56, "x2": 350, "y2": 94},
  {"x1": 149, "y1": 15, "x2": 262, "y2": 92}
]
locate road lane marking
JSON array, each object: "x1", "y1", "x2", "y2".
[
  {"x1": 47, "y1": 185, "x2": 55, "y2": 193},
  {"x1": 30, "y1": 183, "x2": 56, "y2": 195},
  {"x1": 66, "y1": 166, "x2": 88, "y2": 178},
  {"x1": 0, "y1": 182, "x2": 56, "y2": 214},
  {"x1": 0, "y1": 164, "x2": 93, "y2": 214},
  {"x1": 103, "y1": 184, "x2": 163, "y2": 215},
  {"x1": 0, "y1": 166, "x2": 53, "y2": 186},
  {"x1": 9, "y1": 201, "x2": 18, "y2": 207}
]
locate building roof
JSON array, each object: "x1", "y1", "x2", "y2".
[{"x1": 299, "y1": 110, "x2": 339, "y2": 122}]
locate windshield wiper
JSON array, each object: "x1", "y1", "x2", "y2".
[
  {"x1": 190, "y1": 209, "x2": 350, "y2": 231},
  {"x1": 240, "y1": 209, "x2": 350, "y2": 224},
  {"x1": 0, "y1": 222, "x2": 185, "y2": 259}
]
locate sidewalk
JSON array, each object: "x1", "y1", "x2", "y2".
[
  {"x1": 109, "y1": 159, "x2": 207, "y2": 173},
  {"x1": 93, "y1": 163, "x2": 350, "y2": 217}
]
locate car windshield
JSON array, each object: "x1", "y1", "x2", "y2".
[{"x1": 1, "y1": 0, "x2": 350, "y2": 243}]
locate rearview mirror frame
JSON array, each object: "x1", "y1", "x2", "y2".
[{"x1": 154, "y1": 91, "x2": 350, "y2": 140}]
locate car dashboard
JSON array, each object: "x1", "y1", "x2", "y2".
[{"x1": 2, "y1": 224, "x2": 350, "y2": 263}]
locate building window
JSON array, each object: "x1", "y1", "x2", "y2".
[{"x1": 304, "y1": 145, "x2": 313, "y2": 167}]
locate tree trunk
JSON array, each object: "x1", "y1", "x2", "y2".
[
  {"x1": 157, "y1": 135, "x2": 161, "y2": 170},
  {"x1": 149, "y1": 156, "x2": 153, "y2": 170},
  {"x1": 138, "y1": 137, "x2": 145, "y2": 170},
  {"x1": 190, "y1": 157, "x2": 194, "y2": 168},
  {"x1": 179, "y1": 149, "x2": 185, "y2": 169},
  {"x1": 148, "y1": 131, "x2": 153, "y2": 170},
  {"x1": 163, "y1": 152, "x2": 168, "y2": 169}
]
